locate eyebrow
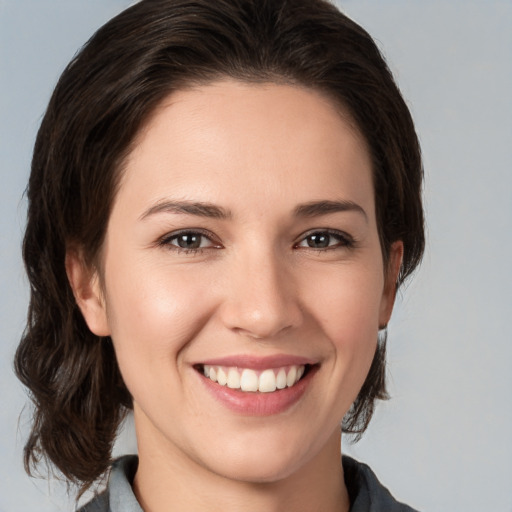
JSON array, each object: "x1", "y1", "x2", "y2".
[
  {"x1": 140, "y1": 199, "x2": 367, "y2": 222},
  {"x1": 139, "y1": 200, "x2": 232, "y2": 220},
  {"x1": 294, "y1": 200, "x2": 368, "y2": 221}
]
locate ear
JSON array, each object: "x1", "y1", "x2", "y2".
[
  {"x1": 378, "y1": 241, "x2": 404, "y2": 329},
  {"x1": 65, "y1": 248, "x2": 110, "y2": 336}
]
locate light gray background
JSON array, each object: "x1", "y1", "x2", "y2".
[{"x1": 1, "y1": 1, "x2": 511, "y2": 511}]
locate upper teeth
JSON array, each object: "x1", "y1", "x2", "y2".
[{"x1": 203, "y1": 365, "x2": 305, "y2": 393}]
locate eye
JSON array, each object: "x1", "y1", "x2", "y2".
[
  {"x1": 159, "y1": 230, "x2": 221, "y2": 252},
  {"x1": 296, "y1": 230, "x2": 353, "y2": 250}
]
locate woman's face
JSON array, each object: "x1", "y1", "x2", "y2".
[{"x1": 75, "y1": 80, "x2": 401, "y2": 483}]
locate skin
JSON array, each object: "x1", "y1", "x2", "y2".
[{"x1": 68, "y1": 80, "x2": 402, "y2": 512}]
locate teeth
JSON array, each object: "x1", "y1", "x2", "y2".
[
  {"x1": 227, "y1": 368, "x2": 241, "y2": 389},
  {"x1": 276, "y1": 368, "x2": 287, "y2": 389},
  {"x1": 286, "y1": 366, "x2": 297, "y2": 387},
  {"x1": 217, "y1": 367, "x2": 227, "y2": 386},
  {"x1": 202, "y1": 364, "x2": 306, "y2": 393},
  {"x1": 240, "y1": 369, "x2": 258, "y2": 392},
  {"x1": 259, "y1": 369, "x2": 276, "y2": 393}
]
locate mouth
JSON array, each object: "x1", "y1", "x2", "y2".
[
  {"x1": 195, "y1": 363, "x2": 311, "y2": 393},
  {"x1": 193, "y1": 355, "x2": 318, "y2": 415}
]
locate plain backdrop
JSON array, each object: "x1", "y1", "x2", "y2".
[{"x1": 1, "y1": 1, "x2": 511, "y2": 511}]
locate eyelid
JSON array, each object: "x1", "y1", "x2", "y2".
[
  {"x1": 156, "y1": 227, "x2": 354, "y2": 252},
  {"x1": 294, "y1": 228, "x2": 355, "y2": 249},
  {"x1": 158, "y1": 228, "x2": 222, "y2": 250}
]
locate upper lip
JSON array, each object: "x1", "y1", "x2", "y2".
[{"x1": 195, "y1": 354, "x2": 317, "y2": 370}]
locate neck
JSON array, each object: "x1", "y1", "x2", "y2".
[{"x1": 133, "y1": 419, "x2": 349, "y2": 512}]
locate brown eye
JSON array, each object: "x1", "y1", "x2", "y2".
[
  {"x1": 174, "y1": 233, "x2": 203, "y2": 249},
  {"x1": 159, "y1": 229, "x2": 220, "y2": 252},
  {"x1": 306, "y1": 233, "x2": 331, "y2": 248},
  {"x1": 296, "y1": 230, "x2": 353, "y2": 250}
]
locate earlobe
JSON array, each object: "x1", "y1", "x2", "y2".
[
  {"x1": 65, "y1": 249, "x2": 110, "y2": 336},
  {"x1": 379, "y1": 241, "x2": 404, "y2": 328}
]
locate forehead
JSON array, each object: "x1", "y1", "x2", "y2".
[{"x1": 116, "y1": 80, "x2": 374, "y2": 221}]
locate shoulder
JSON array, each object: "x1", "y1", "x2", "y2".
[
  {"x1": 342, "y1": 456, "x2": 420, "y2": 512},
  {"x1": 77, "y1": 491, "x2": 109, "y2": 512},
  {"x1": 77, "y1": 455, "x2": 141, "y2": 512}
]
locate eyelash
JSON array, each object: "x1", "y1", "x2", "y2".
[
  {"x1": 158, "y1": 229, "x2": 221, "y2": 254},
  {"x1": 294, "y1": 229, "x2": 355, "y2": 251},
  {"x1": 158, "y1": 229, "x2": 355, "y2": 254}
]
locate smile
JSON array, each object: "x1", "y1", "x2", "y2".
[{"x1": 202, "y1": 365, "x2": 306, "y2": 393}]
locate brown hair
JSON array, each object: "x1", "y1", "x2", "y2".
[{"x1": 15, "y1": 0, "x2": 424, "y2": 494}]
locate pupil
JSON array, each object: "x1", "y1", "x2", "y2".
[
  {"x1": 308, "y1": 233, "x2": 329, "y2": 248},
  {"x1": 178, "y1": 234, "x2": 200, "y2": 249}
]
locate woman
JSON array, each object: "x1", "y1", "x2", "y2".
[{"x1": 15, "y1": 0, "x2": 424, "y2": 510}]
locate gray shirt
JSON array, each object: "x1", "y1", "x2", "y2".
[{"x1": 78, "y1": 455, "x2": 419, "y2": 512}]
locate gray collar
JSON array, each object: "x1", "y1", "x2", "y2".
[
  {"x1": 108, "y1": 456, "x2": 143, "y2": 512},
  {"x1": 80, "y1": 454, "x2": 418, "y2": 512},
  {"x1": 78, "y1": 456, "x2": 142, "y2": 512}
]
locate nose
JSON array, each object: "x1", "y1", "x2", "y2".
[{"x1": 218, "y1": 249, "x2": 303, "y2": 340}]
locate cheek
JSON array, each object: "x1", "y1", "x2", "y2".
[
  {"x1": 103, "y1": 260, "x2": 214, "y2": 381},
  {"x1": 299, "y1": 262, "x2": 384, "y2": 400},
  {"x1": 301, "y1": 263, "x2": 384, "y2": 339}
]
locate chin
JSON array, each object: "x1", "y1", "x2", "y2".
[
  {"x1": 194, "y1": 430, "x2": 319, "y2": 485},
  {"x1": 210, "y1": 454, "x2": 301, "y2": 484}
]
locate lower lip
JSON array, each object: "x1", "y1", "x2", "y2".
[{"x1": 197, "y1": 366, "x2": 317, "y2": 416}]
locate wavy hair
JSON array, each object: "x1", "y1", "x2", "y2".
[{"x1": 15, "y1": 0, "x2": 424, "y2": 494}]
